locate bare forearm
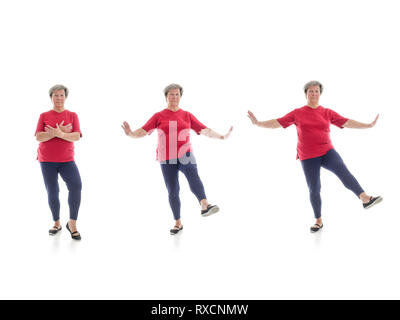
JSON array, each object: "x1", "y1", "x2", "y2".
[
  {"x1": 200, "y1": 128, "x2": 224, "y2": 139},
  {"x1": 343, "y1": 119, "x2": 372, "y2": 129},
  {"x1": 36, "y1": 132, "x2": 54, "y2": 142},
  {"x1": 59, "y1": 132, "x2": 81, "y2": 142},
  {"x1": 256, "y1": 119, "x2": 282, "y2": 129},
  {"x1": 128, "y1": 128, "x2": 148, "y2": 138}
]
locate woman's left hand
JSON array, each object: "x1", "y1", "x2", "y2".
[
  {"x1": 221, "y1": 126, "x2": 233, "y2": 140},
  {"x1": 368, "y1": 114, "x2": 379, "y2": 128},
  {"x1": 59, "y1": 120, "x2": 73, "y2": 133},
  {"x1": 247, "y1": 111, "x2": 259, "y2": 125}
]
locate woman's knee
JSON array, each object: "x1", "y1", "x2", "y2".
[
  {"x1": 168, "y1": 189, "x2": 180, "y2": 199},
  {"x1": 46, "y1": 184, "x2": 59, "y2": 197},
  {"x1": 308, "y1": 182, "x2": 321, "y2": 194},
  {"x1": 166, "y1": 183, "x2": 180, "y2": 198},
  {"x1": 67, "y1": 180, "x2": 82, "y2": 192}
]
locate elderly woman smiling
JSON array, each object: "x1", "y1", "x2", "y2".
[
  {"x1": 35, "y1": 85, "x2": 83, "y2": 240},
  {"x1": 122, "y1": 84, "x2": 233, "y2": 235},
  {"x1": 248, "y1": 81, "x2": 382, "y2": 233}
]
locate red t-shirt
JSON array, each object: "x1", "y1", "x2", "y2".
[
  {"x1": 142, "y1": 108, "x2": 207, "y2": 161},
  {"x1": 277, "y1": 106, "x2": 348, "y2": 160},
  {"x1": 35, "y1": 110, "x2": 82, "y2": 162}
]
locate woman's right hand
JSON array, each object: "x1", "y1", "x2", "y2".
[
  {"x1": 247, "y1": 111, "x2": 259, "y2": 126},
  {"x1": 121, "y1": 121, "x2": 132, "y2": 136}
]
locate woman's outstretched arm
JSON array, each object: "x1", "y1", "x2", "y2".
[
  {"x1": 343, "y1": 114, "x2": 379, "y2": 129},
  {"x1": 200, "y1": 126, "x2": 233, "y2": 140},
  {"x1": 247, "y1": 111, "x2": 282, "y2": 128},
  {"x1": 122, "y1": 121, "x2": 148, "y2": 138}
]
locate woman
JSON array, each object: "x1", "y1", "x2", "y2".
[
  {"x1": 35, "y1": 84, "x2": 83, "y2": 240},
  {"x1": 248, "y1": 80, "x2": 382, "y2": 233},
  {"x1": 122, "y1": 84, "x2": 233, "y2": 235}
]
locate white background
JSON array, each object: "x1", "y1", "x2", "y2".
[{"x1": 0, "y1": 0, "x2": 398, "y2": 299}]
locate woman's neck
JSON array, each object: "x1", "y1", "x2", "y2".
[
  {"x1": 167, "y1": 105, "x2": 180, "y2": 112},
  {"x1": 53, "y1": 106, "x2": 65, "y2": 113},
  {"x1": 307, "y1": 103, "x2": 319, "y2": 109}
]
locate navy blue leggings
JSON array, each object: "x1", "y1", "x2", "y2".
[
  {"x1": 301, "y1": 149, "x2": 364, "y2": 219},
  {"x1": 160, "y1": 153, "x2": 207, "y2": 220},
  {"x1": 40, "y1": 161, "x2": 82, "y2": 221}
]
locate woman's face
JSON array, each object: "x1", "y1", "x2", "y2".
[
  {"x1": 51, "y1": 89, "x2": 66, "y2": 109},
  {"x1": 306, "y1": 85, "x2": 321, "y2": 105},
  {"x1": 166, "y1": 88, "x2": 181, "y2": 107}
]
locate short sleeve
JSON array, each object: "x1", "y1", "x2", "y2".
[
  {"x1": 72, "y1": 113, "x2": 82, "y2": 137},
  {"x1": 277, "y1": 109, "x2": 296, "y2": 128},
  {"x1": 188, "y1": 112, "x2": 207, "y2": 135},
  {"x1": 328, "y1": 109, "x2": 348, "y2": 128},
  {"x1": 35, "y1": 113, "x2": 45, "y2": 135},
  {"x1": 142, "y1": 112, "x2": 159, "y2": 134}
]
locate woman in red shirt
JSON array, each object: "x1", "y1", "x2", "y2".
[
  {"x1": 122, "y1": 84, "x2": 233, "y2": 235},
  {"x1": 248, "y1": 81, "x2": 382, "y2": 233},
  {"x1": 35, "y1": 85, "x2": 83, "y2": 240}
]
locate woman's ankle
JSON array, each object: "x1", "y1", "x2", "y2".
[
  {"x1": 175, "y1": 219, "x2": 182, "y2": 227},
  {"x1": 359, "y1": 192, "x2": 371, "y2": 203},
  {"x1": 200, "y1": 199, "x2": 209, "y2": 210}
]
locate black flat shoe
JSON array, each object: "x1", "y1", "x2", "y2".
[
  {"x1": 66, "y1": 223, "x2": 81, "y2": 240},
  {"x1": 170, "y1": 225, "x2": 183, "y2": 235},
  {"x1": 201, "y1": 205, "x2": 219, "y2": 217},
  {"x1": 363, "y1": 196, "x2": 383, "y2": 209},
  {"x1": 49, "y1": 225, "x2": 62, "y2": 235},
  {"x1": 310, "y1": 223, "x2": 323, "y2": 233}
]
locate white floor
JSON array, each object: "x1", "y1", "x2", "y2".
[{"x1": 0, "y1": 138, "x2": 397, "y2": 299}]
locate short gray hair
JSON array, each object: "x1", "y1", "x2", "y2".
[
  {"x1": 163, "y1": 83, "x2": 183, "y2": 98},
  {"x1": 304, "y1": 81, "x2": 323, "y2": 94},
  {"x1": 49, "y1": 84, "x2": 69, "y2": 98}
]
